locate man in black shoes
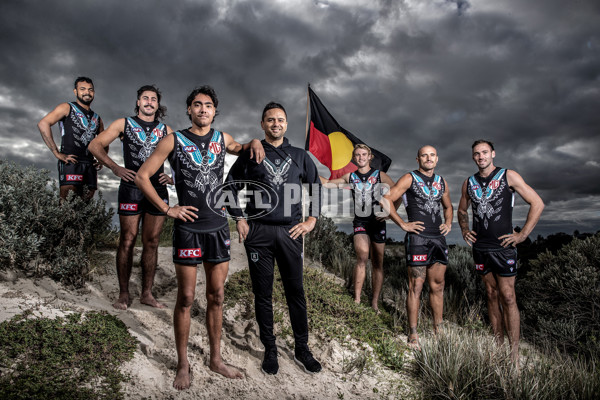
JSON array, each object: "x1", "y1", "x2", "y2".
[{"x1": 225, "y1": 102, "x2": 322, "y2": 375}]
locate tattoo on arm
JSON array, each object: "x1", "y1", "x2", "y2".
[{"x1": 457, "y1": 210, "x2": 469, "y2": 231}]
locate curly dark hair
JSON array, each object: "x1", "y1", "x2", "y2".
[{"x1": 135, "y1": 85, "x2": 166, "y2": 121}]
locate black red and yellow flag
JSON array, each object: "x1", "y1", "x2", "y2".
[{"x1": 305, "y1": 86, "x2": 392, "y2": 179}]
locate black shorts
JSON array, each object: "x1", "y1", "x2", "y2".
[
  {"x1": 58, "y1": 161, "x2": 97, "y2": 189},
  {"x1": 118, "y1": 183, "x2": 169, "y2": 216},
  {"x1": 405, "y1": 233, "x2": 448, "y2": 266},
  {"x1": 172, "y1": 225, "x2": 231, "y2": 265},
  {"x1": 473, "y1": 247, "x2": 518, "y2": 277},
  {"x1": 353, "y1": 219, "x2": 386, "y2": 243}
]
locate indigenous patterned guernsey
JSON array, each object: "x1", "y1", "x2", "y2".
[
  {"x1": 169, "y1": 129, "x2": 227, "y2": 232},
  {"x1": 403, "y1": 170, "x2": 446, "y2": 236},
  {"x1": 122, "y1": 116, "x2": 167, "y2": 187},
  {"x1": 467, "y1": 167, "x2": 514, "y2": 249},
  {"x1": 349, "y1": 168, "x2": 382, "y2": 222},
  {"x1": 59, "y1": 102, "x2": 101, "y2": 162}
]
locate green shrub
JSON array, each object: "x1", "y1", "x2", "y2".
[
  {"x1": 0, "y1": 160, "x2": 114, "y2": 287},
  {"x1": 0, "y1": 310, "x2": 137, "y2": 400},
  {"x1": 518, "y1": 234, "x2": 600, "y2": 358},
  {"x1": 413, "y1": 324, "x2": 600, "y2": 400}
]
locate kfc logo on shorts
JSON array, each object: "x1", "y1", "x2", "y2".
[
  {"x1": 368, "y1": 176, "x2": 377, "y2": 184},
  {"x1": 209, "y1": 142, "x2": 222, "y2": 154},
  {"x1": 489, "y1": 180, "x2": 500, "y2": 190},
  {"x1": 119, "y1": 203, "x2": 138, "y2": 211},
  {"x1": 432, "y1": 182, "x2": 442, "y2": 190},
  {"x1": 354, "y1": 226, "x2": 366, "y2": 233},
  {"x1": 178, "y1": 248, "x2": 202, "y2": 258},
  {"x1": 475, "y1": 264, "x2": 484, "y2": 271},
  {"x1": 66, "y1": 174, "x2": 83, "y2": 182},
  {"x1": 413, "y1": 254, "x2": 428, "y2": 262},
  {"x1": 224, "y1": 239, "x2": 231, "y2": 246},
  {"x1": 184, "y1": 145, "x2": 198, "y2": 153},
  {"x1": 506, "y1": 259, "x2": 516, "y2": 265}
]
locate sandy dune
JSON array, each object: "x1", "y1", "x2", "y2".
[{"x1": 0, "y1": 238, "x2": 417, "y2": 399}]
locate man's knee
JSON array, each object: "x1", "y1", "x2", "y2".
[
  {"x1": 142, "y1": 234, "x2": 160, "y2": 251},
  {"x1": 177, "y1": 290, "x2": 196, "y2": 309},
  {"x1": 499, "y1": 288, "x2": 517, "y2": 308},
  {"x1": 206, "y1": 286, "x2": 225, "y2": 308}
]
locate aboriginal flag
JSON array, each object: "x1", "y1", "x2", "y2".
[{"x1": 305, "y1": 86, "x2": 392, "y2": 179}]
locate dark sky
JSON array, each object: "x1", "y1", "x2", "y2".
[{"x1": 1, "y1": 0, "x2": 599, "y2": 241}]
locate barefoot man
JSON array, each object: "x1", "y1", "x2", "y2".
[
  {"x1": 320, "y1": 144, "x2": 395, "y2": 312},
  {"x1": 383, "y1": 145, "x2": 453, "y2": 348},
  {"x1": 458, "y1": 140, "x2": 543, "y2": 364},
  {"x1": 38, "y1": 76, "x2": 104, "y2": 200},
  {"x1": 136, "y1": 86, "x2": 264, "y2": 389},
  {"x1": 89, "y1": 85, "x2": 173, "y2": 310}
]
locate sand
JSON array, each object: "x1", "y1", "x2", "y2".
[{"x1": 0, "y1": 237, "x2": 418, "y2": 399}]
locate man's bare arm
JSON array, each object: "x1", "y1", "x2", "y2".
[
  {"x1": 499, "y1": 170, "x2": 545, "y2": 247},
  {"x1": 37, "y1": 103, "x2": 77, "y2": 164},
  {"x1": 382, "y1": 173, "x2": 425, "y2": 233},
  {"x1": 439, "y1": 178, "x2": 453, "y2": 236},
  {"x1": 457, "y1": 179, "x2": 476, "y2": 246},
  {"x1": 88, "y1": 118, "x2": 137, "y2": 181},
  {"x1": 224, "y1": 133, "x2": 265, "y2": 163}
]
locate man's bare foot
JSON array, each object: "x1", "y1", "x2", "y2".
[
  {"x1": 140, "y1": 294, "x2": 167, "y2": 309},
  {"x1": 173, "y1": 363, "x2": 191, "y2": 390},
  {"x1": 112, "y1": 293, "x2": 130, "y2": 310},
  {"x1": 371, "y1": 302, "x2": 380, "y2": 314},
  {"x1": 408, "y1": 334, "x2": 421, "y2": 350},
  {"x1": 210, "y1": 359, "x2": 244, "y2": 379}
]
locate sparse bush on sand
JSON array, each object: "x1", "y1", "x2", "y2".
[
  {"x1": 518, "y1": 233, "x2": 600, "y2": 358},
  {"x1": 0, "y1": 160, "x2": 114, "y2": 287}
]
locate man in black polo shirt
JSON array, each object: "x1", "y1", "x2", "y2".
[{"x1": 226, "y1": 101, "x2": 322, "y2": 376}]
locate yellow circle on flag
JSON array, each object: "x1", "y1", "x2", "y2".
[{"x1": 329, "y1": 131, "x2": 354, "y2": 170}]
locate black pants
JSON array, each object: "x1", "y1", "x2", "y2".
[{"x1": 244, "y1": 222, "x2": 308, "y2": 348}]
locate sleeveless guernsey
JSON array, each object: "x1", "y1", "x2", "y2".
[
  {"x1": 349, "y1": 168, "x2": 381, "y2": 222},
  {"x1": 59, "y1": 102, "x2": 100, "y2": 163},
  {"x1": 467, "y1": 167, "x2": 514, "y2": 250},
  {"x1": 403, "y1": 170, "x2": 445, "y2": 236},
  {"x1": 122, "y1": 116, "x2": 167, "y2": 187},
  {"x1": 169, "y1": 129, "x2": 227, "y2": 232}
]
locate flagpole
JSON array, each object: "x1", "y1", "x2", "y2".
[{"x1": 302, "y1": 83, "x2": 310, "y2": 269}]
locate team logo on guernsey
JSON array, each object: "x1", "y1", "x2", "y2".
[
  {"x1": 413, "y1": 254, "x2": 428, "y2": 262},
  {"x1": 126, "y1": 118, "x2": 166, "y2": 162},
  {"x1": 475, "y1": 264, "x2": 484, "y2": 271},
  {"x1": 368, "y1": 176, "x2": 377, "y2": 184},
  {"x1": 66, "y1": 174, "x2": 83, "y2": 182},
  {"x1": 468, "y1": 168, "x2": 508, "y2": 230},
  {"x1": 264, "y1": 155, "x2": 292, "y2": 189},
  {"x1": 178, "y1": 248, "x2": 202, "y2": 258},
  {"x1": 119, "y1": 203, "x2": 138, "y2": 211},
  {"x1": 410, "y1": 172, "x2": 444, "y2": 223},
  {"x1": 175, "y1": 130, "x2": 224, "y2": 193}
]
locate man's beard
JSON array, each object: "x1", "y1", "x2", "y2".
[{"x1": 77, "y1": 95, "x2": 93, "y2": 106}]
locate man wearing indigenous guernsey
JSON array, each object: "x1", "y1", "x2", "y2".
[
  {"x1": 89, "y1": 85, "x2": 173, "y2": 311},
  {"x1": 383, "y1": 145, "x2": 453, "y2": 349},
  {"x1": 320, "y1": 144, "x2": 395, "y2": 312},
  {"x1": 135, "y1": 86, "x2": 264, "y2": 390},
  {"x1": 38, "y1": 76, "x2": 105, "y2": 200},
  {"x1": 458, "y1": 139, "x2": 544, "y2": 365}
]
